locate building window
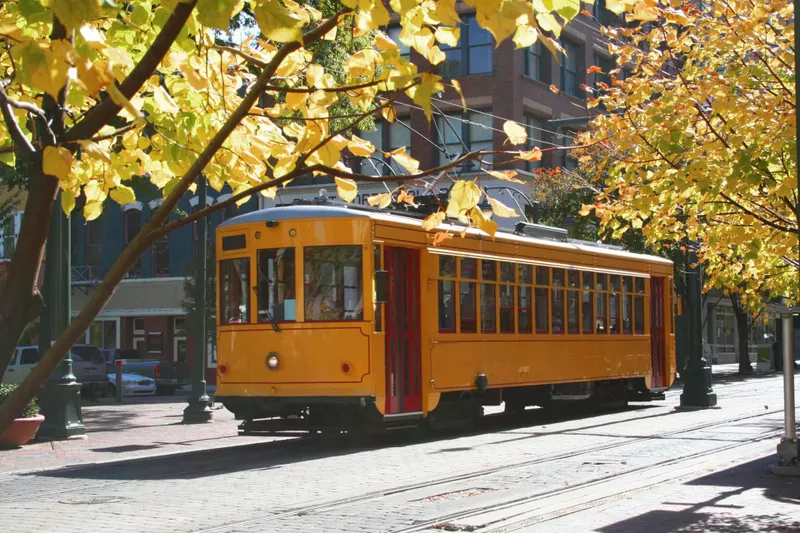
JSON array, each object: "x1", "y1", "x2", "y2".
[
  {"x1": 123, "y1": 209, "x2": 141, "y2": 277},
  {"x1": 133, "y1": 318, "x2": 145, "y2": 334},
  {"x1": 440, "y1": 16, "x2": 493, "y2": 77},
  {"x1": 560, "y1": 39, "x2": 582, "y2": 98},
  {"x1": 359, "y1": 119, "x2": 412, "y2": 176},
  {"x1": 153, "y1": 233, "x2": 170, "y2": 276},
  {"x1": 557, "y1": 129, "x2": 579, "y2": 171},
  {"x1": 304, "y1": 246, "x2": 363, "y2": 321},
  {"x1": 88, "y1": 319, "x2": 118, "y2": 349},
  {"x1": 387, "y1": 26, "x2": 411, "y2": 61},
  {"x1": 220, "y1": 257, "x2": 250, "y2": 324},
  {"x1": 436, "y1": 111, "x2": 493, "y2": 170},
  {"x1": 438, "y1": 256, "x2": 457, "y2": 333},
  {"x1": 592, "y1": 54, "x2": 615, "y2": 97},
  {"x1": 85, "y1": 217, "x2": 103, "y2": 279},
  {"x1": 524, "y1": 115, "x2": 543, "y2": 172},
  {"x1": 146, "y1": 332, "x2": 163, "y2": 354},
  {"x1": 257, "y1": 248, "x2": 296, "y2": 323},
  {"x1": 460, "y1": 257, "x2": 478, "y2": 333},
  {"x1": 524, "y1": 41, "x2": 548, "y2": 83},
  {"x1": 593, "y1": 0, "x2": 614, "y2": 25}
]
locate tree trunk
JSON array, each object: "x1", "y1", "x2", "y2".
[
  {"x1": 730, "y1": 294, "x2": 752, "y2": 374},
  {"x1": 0, "y1": 162, "x2": 57, "y2": 378}
]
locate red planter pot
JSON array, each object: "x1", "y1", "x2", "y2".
[{"x1": 0, "y1": 415, "x2": 44, "y2": 447}]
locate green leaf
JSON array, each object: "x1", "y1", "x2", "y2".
[
  {"x1": 10, "y1": 41, "x2": 69, "y2": 98},
  {"x1": 552, "y1": 0, "x2": 580, "y2": 20},
  {"x1": 197, "y1": 0, "x2": 245, "y2": 30},
  {"x1": 61, "y1": 192, "x2": 76, "y2": 216},
  {"x1": 50, "y1": 0, "x2": 103, "y2": 30},
  {"x1": 253, "y1": 0, "x2": 304, "y2": 43},
  {"x1": 110, "y1": 185, "x2": 136, "y2": 206}
]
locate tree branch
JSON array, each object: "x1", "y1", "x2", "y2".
[
  {"x1": 63, "y1": 0, "x2": 199, "y2": 143},
  {"x1": 263, "y1": 78, "x2": 389, "y2": 94},
  {"x1": 0, "y1": 85, "x2": 34, "y2": 155}
]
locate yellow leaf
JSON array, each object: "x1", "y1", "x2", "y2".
[
  {"x1": 83, "y1": 180, "x2": 106, "y2": 202},
  {"x1": 432, "y1": 232, "x2": 453, "y2": 246},
  {"x1": 83, "y1": 201, "x2": 103, "y2": 222},
  {"x1": 513, "y1": 25, "x2": 539, "y2": 49},
  {"x1": 76, "y1": 58, "x2": 115, "y2": 96},
  {"x1": 549, "y1": 84, "x2": 560, "y2": 94},
  {"x1": 503, "y1": 120, "x2": 527, "y2": 145},
  {"x1": 259, "y1": 186, "x2": 277, "y2": 199},
  {"x1": 536, "y1": 12, "x2": 562, "y2": 38},
  {"x1": 253, "y1": 1, "x2": 304, "y2": 43},
  {"x1": 434, "y1": 27, "x2": 460, "y2": 47},
  {"x1": 446, "y1": 180, "x2": 482, "y2": 217},
  {"x1": 488, "y1": 197, "x2": 519, "y2": 218},
  {"x1": 306, "y1": 64, "x2": 324, "y2": 88},
  {"x1": 61, "y1": 192, "x2": 76, "y2": 216},
  {"x1": 397, "y1": 190, "x2": 418, "y2": 207},
  {"x1": 335, "y1": 177, "x2": 358, "y2": 203},
  {"x1": 153, "y1": 85, "x2": 180, "y2": 114},
  {"x1": 388, "y1": 147, "x2": 419, "y2": 174},
  {"x1": 375, "y1": 31, "x2": 399, "y2": 51},
  {"x1": 470, "y1": 207, "x2": 498, "y2": 237},
  {"x1": 110, "y1": 185, "x2": 136, "y2": 206},
  {"x1": 451, "y1": 79, "x2": 466, "y2": 111},
  {"x1": 42, "y1": 146, "x2": 73, "y2": 180},
  {"x1": 422, "y1": 211, "x2": 446, "y2": 231},
  {"x1": 51, "y1": 0, "x2": 102, "y2": 30},
  {"x1": 78, "y1": 140, "x2": 111, "y2": 164},
  {"x1": 519, "y1": 147, "x2": 543, "y2": 162},
  {"x1": 407, "y1": 73, "x2": 444, "y2": 121},
  {"x1": 484, "y1": 169, "x2": 524, "y2": 184},
  {"x1": 605, "y1": 0, "x2": 628, "y2": 14},
  {"x1": 107, "y1": 84, "x2": 144, "y2": 121},
  {"x1": 11, "y1": 41, "x2": 69, "y2": 98},
  {"x1": 367, "y1": 192, "x2": 393, "y2": 209},
  {"x1": 348, "y1": 135, "x2": 375, "y2": 158}
]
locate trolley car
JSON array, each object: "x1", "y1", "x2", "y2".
[{"x1": 214, "y1": 201, "x2": 676, "y2": 434}]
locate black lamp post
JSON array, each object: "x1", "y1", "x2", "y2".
[
  {"x1": 37, "y1": 191, "x2": 85, "y2": 439},
  {"x1": 183, "y1": 174, "x2": 212, "y2": 423},
  {"x1": 678, "y1": 246, "x2": 717, "y2": 408}
]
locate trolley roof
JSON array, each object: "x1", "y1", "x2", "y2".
[{"x1": 220, "y1": 205, "x2": 673, "y2": 266}]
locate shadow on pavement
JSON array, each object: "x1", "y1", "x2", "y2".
[
  {"x1": 24, "y1": 404, "x2": 662, "y2": 481},
  {"x1": 597, "y1": 456, "x2": 800, "y2": 533}
]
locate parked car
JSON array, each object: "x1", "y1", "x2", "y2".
[
  {"x1": 2, "y1": 344, "x2": 107, "y2": 396},
  {"x1": 102, "y1": 348, "x2": 188, "y2": 395},
  {"x1": 70, "y1": 345, "x2": 108, "y2": 396},
  {"x1": 1, "y1": 345, "x2": 40, "y2": 384},
  {"x1": 107, "y1": 372, "x2": 156, "y2": 397}
]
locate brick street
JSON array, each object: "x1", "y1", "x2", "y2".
[{"x1": 0, "y1": 367, "x2": 798, "y2": 533}]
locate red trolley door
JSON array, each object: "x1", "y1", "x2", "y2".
[
  {"x1": 650, "y1": 277, "x2": 667, "y2": 389},
  {"x1": 384, "y1": 246, "x2": 422, "y2": 414}
]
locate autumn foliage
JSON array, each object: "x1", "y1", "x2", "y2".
[{"x1": 578, "y1": 0, "x2": 798, "y2": 301}]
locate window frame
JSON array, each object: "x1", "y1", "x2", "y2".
[
  {"x1": 303, "y1": 245, "x2": 364, "y2": 323},
  {"x1": 256, "y1": 247, "x2": 297, "y2": 324},
  {"x1": 560, "y1": 39, "x2": 582, "y2": 99},
  {"x1": 524, "y1": 40, "x2": 548, "y2": 83},
  {"x1": 122, "y1": 208, "x2": 141, "y2": 278},
  {"x1": 436, "y1": 110, "x2": 494, "y2": 170},
  {"x1": 219, "y1": 257, "x2": 251, "y2": 326},
  {"x1": 440, "y1": 15, "x2": 493, "y2": 78}
]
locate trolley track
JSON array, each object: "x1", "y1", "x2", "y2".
[{"x1": 190, "y1": 407, "x2": 782, "y2": 533}]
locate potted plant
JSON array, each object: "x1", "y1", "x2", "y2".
[{"x1": 0, "y1": 384, "x2": 44, "y2": 447}]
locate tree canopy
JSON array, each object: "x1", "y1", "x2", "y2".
[{"x1": 577, "y1": 0, "x2": 798, "y2": 302}]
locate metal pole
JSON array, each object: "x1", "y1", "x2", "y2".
[
  {"x1": 115, "y1": 361, "x2": 123, "y2": 404},
  {"x1": 782, "y1": 315, "x2": 796, "y2": 440},
  {"x1": 183, "y1": 175, "x2": 212, "y2": 423}
]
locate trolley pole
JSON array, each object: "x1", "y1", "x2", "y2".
[
  {"x1": 678, "y1": 247, "x2": 717, "y2": 409},
  {"x1": 183, "y1": 174, "x2": 212, "y2": 423}
]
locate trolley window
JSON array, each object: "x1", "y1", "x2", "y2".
[
  {"x1": 304, "y1": 246, "x2": 363, "y2": 321},
  {"x1": 552, "y1": 268, "x2": 565, "y2": 334},
  {"x1": 535, "y1": 266, "x2": 549, "y2": 334},
  {"x1": 257, "y1": 248, "x2": 296, "y2": 323},
  {"x1": 438, "y1": 256, "x2": 457, "y2": 333},
  {"x1": 220, "y1": 258, "x2": 250, "y2": 324},
  {"x1": 582, "y1": 272, "x2": 594, "y2": 334},
  {"x1": 635, "y1": 276, "x2": 646, "y2": 334},
  {"x1": 460, "y1": 257, "x2": 478, "y2": 332}
]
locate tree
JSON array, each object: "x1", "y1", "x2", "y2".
[
  {"x1": 577, "y1": 0, "x2": 798, "y2": 302},
  {"x1": 181, "y1": 239, "x2": 216, "y2": 368},
  {"x1": 0, "y1": 0, "x2": 607, "y2": 432}
]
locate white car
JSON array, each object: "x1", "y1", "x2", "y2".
[{"x1": 107, "y1": 373, "x2": 156, "y2": 397}]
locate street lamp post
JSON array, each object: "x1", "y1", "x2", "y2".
[
  {"x1": 183, "y1": 175, "x2": 212, "y2": 423},
  {"x1": 678, "y1": 247, "x2": 718, "y2": 409},
  {"x1": 37, "y1": 192, "x2": 85, "y2": 439}
]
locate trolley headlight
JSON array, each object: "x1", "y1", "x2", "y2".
[{"x1": 266, "y1": 353, "x2": 280, "y2": 370}]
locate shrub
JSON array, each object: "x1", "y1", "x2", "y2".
[{"x1": 0, "y1": 384, "x2": 39, "y2": 418}]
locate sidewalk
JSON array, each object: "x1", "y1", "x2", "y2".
[{"x1": 0, "y1": 394, "x2": 281, "y2": 475}]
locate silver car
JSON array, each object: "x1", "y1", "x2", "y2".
[{"x1": 70, "y1": 345, "x2": 109, "y2": 396}]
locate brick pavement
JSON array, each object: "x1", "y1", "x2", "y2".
[
  {"x1": 0, "y1": 365, "x2": 795, "y2": 533},
  {"x1": 0, "y1": 394, "x2": 281, "y2": 474}
]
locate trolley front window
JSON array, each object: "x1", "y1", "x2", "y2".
[
  {"x1": 304, "y1": 246, "x2": 363, "y2": 321},
  {"x1": 257, "y1": 248, "x2": 296, "y2": 323},
  {"x1": 220, "y1": 258, "x2": 250, "y2": 324}
]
